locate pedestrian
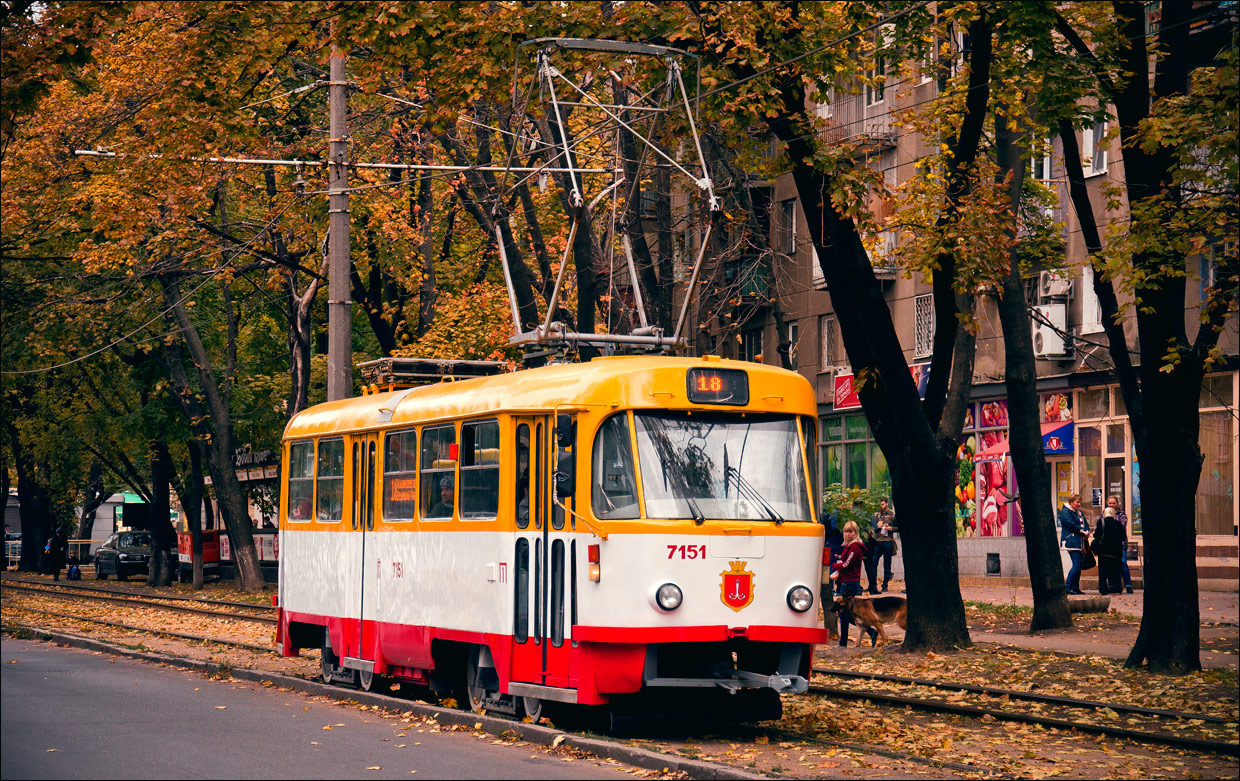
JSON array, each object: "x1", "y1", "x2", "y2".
[
  {"x1": 860, "y1": 507, "x2": 880, "y2": 595},
  {"x1": 44, "y1": 528, "x2": 68, "y2": 582},
  {"x1": 872, "y1": 498, "x2": 898, "y2": 592},
  {"x1": 820, "y1": 509, "x2": 844, "y2": 638},
  {"x1": 1094, "y1": 506, "x2": 1128, "y2": 596},
  {"x1": 1058, "y1": 493, "x2": 1089, "y2": 595},
  {"x1": 1106, "y1": 496, "x2": 1135, "y2": 593},
  {"x1": 830, "y1": 520, "x2": 879, "y2": 648}
]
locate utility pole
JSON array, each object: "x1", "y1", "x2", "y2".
[{"x1": 326, "y1": 37, "x2": 352, "y2": 402}]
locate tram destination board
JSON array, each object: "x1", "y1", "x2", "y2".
[{"x1": 686, "y1": 367, "x2": 748, "y2": 405}]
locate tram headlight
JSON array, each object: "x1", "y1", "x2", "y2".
[
  {"x1": 655, "y1": 583, "x2": 683, "y2": 611},
  {"x1": 786, "y1": 586, "x2": 814, "y2": 613}
]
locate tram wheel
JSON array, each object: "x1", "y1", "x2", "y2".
[
  {"x1": 465, "y1": 647, "x2": 488, "y2": 713},
  {"x1": 520, "y1": 696, "x2": 543, "y2": 723},
  {"x1": 358, "y1": 669, "x2": 377, "y2": 692},
  {"x1": 320, "y1": 636, "x2": 338, "y2": 684}
]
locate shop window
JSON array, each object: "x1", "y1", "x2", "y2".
[
  {"x1": 1079, "y1": 425, "x2": 1104, "y2": 512},
  {"x1": 846, "y1": 443, "x2": 869, "y2": 489},
  {"x1": 1112, "y1": 387, "x2": 1126, "y2": 417},
  {"x1": 845, "y1": 414, "x2": 870, "y2": 440},
  {"x1": 1197, "y1": 411, "x2": 1235, "y2": 536},
  {"x1": 1106, "y1": 424, "x2": 1126, "y2": 456},
  {"x1": 1078, "y1": 388, "x2": 1109, "y2": 419}
]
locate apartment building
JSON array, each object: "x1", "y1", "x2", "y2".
[{"x1": 693, "y1": 15, "x2": 1238, "y2": 583}]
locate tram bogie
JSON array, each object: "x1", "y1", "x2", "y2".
[{"x1": 275, "y1": 356, "x2": 827, "y2": 725}]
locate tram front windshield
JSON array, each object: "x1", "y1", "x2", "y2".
[{"x1": 632, "y1": 412, "x2": 811, "y2": 522}]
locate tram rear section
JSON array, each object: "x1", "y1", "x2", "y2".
[{"x1": 274, "y1": 356, "x2": 828, "y2": 725}]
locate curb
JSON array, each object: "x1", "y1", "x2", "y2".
[{"x1": 5, "y1": 624, "x2": 764, "y2": 780}]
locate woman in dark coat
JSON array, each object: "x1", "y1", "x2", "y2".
[
  {"x1": 45, "y1": 529, "x2": 68, "y2": 582},
  {"x1": 1095, "y1": 507, "x2": 1128, "y2": 596}
]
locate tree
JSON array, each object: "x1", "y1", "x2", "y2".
[{"x1": 1052, "y1": 1, "x2": 1238, "y2": 673}]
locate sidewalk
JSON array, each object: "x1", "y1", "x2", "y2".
[{"x1": 845, "y1": 582, "x2": 1239, "y2": 670}]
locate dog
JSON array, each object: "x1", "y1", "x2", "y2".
[{"x1": 831, "y1": 594, "x2": 907, "y2": 646}]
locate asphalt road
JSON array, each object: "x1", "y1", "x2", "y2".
[{"x1": 0, "y1": 637, "x2": 633, "y2": 780}]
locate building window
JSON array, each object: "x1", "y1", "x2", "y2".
[
  {"x1": 780, "y1": 200, "x2": 797, "y2": 255},
  {"x1": 914, "y1": 294, "x2": 935, "y2": 359},
  {"x1": 820, "y1": 315, "x2": 836, "y2": 370},
  {"x1": 787, "y1": 322, "x2": 799, "y2": 370},
  {"x1": 1082, "y1": 119, "x2": 1108, "y2": 176},
  {"x1": 1031, "y1": 144, "x2": 1053, "y2": 181},
  {"x1": 815, "y1": 86, "x2": 833, "y2": 119},
  {"x1": 865, "y1": 65, "x2": 885, "y2": 107},
  {"x1": 740, "y1": 328, "x2": 763, "y2": 363}
]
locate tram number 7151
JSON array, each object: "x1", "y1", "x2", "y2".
[{"x1": 667, "y1": 544, "x2": 707, "y2": 560}]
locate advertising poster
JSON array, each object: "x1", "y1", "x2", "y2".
[
  {"x1": 955, "y1": 434, "x2": 977, "y2": 537},
  {"x1": 1042, "y1": 392, "x2": 1073, "y2": 422},
  {"x1": 975, "y1": 452, "x2": 1013, "y2": 537}
]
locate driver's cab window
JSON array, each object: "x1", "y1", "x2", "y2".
[{"x1": 592, "y1": 413, "x2": 639, "y2": 519}]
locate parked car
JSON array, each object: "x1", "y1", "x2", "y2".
[{"x1": 93, "y1": 532, "x2": 156, "y2": 581}]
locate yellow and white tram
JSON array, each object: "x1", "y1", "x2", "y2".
[{"x1": 275, "y1": 355, "x2": 827, "y2": 722}]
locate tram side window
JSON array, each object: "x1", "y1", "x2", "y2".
[
  {"x1": 421, "y1": 425, "x2": 457, "y2": 519},
  {"x1": 592, "y1": 414, "x2": 639, "y2": 519},
  {"x1": 384, "y1": 430, "x2": 418, "y2": 522},
  {"x1": 515, "y1": 424, "x2": 531, "y2": 529},
  {"x1": 287, "y1": 441, "x2": 314, "y2": 522},
  {"x1": 316, "y1": 438, "x2": 345, "y2": 522},
  {"x1": 460, "y1": 419, "x2": 500, "y2": 519}
]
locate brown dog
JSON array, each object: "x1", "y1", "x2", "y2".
[{"x1": 831, "y1": 594, "x2": 907, "y2": 646}]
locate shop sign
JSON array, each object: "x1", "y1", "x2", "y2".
[
  {"x1": 833, "y1": 363, "x2": 931, "y2": 410},
  {"x1": 1041, "y1": 421, "x2": 1074, "y2": 454}
]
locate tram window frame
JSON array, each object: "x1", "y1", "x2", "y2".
[
  {"x1": 383, "y1": 429, "x2": 418, "y2": 523},
  {"x1": 421, "y1": 424, "x2": 457, "y2": 520},
  {"x1": 316, "y1": 437, "x2": 345, "y2": 523},
  {"x1": 591, "y1": 413, "x2": 640, "y2": 519},
  {"x1": 514, "y1": 538, "x2": 529, "y2": 643},
  {"x1": 460, "y1": 419, "x2": 500, "y2": 520},
  {"x1": 515, "y1": 424, "x2": 531, "y2": 529},
  {"x1": 551, "y1": 539, "x2": 565, "y2": 646},
  {"x1": 287, "y1": 440, "x2": 315, "y2": 523}
]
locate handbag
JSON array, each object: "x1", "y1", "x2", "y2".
[
  {"x1": 891, "y1": 537, "x2": 899, "y2": 556},
  {"x1": 1080, "y1": 543, "x2": 1097, "y2": 571}
]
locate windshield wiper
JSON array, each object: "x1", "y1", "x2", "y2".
[
  {"x1": 726, "y1": 466, "x2": 784, "y2": 524},
  {"x1": 684, "y1": 495, "x2": 706, "y2": 525}
]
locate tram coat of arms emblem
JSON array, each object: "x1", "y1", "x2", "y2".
[{"x1": 720, "y1": 560, "x2": 755, "y2": 611}]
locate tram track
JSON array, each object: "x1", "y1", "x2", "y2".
[
  {"x1": 1, "y1": 579, "x2": 275, "y2": 625},
  {"x1": 810, "y1": 667, "x2": 1239, "y2": 757}
]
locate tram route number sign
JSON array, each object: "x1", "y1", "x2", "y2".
[{"x1": 686, "y1": 368, "x2": 748, "y2": 406}]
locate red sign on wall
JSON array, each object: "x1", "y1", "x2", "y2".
[{"x1": 833, "y1": 363, "x2": 931, "y2": 410}]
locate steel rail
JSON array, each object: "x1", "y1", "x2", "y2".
[
  {"x1": 2, "y1": 582, "x2": 276, "y2": 625},
  {"x1": 3, "y1": 610, "x2": 273, "y2": 655},
  {"x1": 809, "y1": 684, "x2": 1239, "y2": 757},
  {"x1": 1, "y1": 575, "x2": 272, "y2": 613},
  {"x1": 813, "y1": 666, "x2": 1229, "y2": 723}
]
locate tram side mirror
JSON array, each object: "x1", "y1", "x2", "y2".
[
  {"x1": 556, "y1": 414, "x2": 575, "y2": 448},
  {"x1": 555, "y1": 452, "x2": 575, "y2": 499}
]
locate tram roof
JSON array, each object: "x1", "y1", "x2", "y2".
[{"x1": 284, "y1": 355, "x2": 815, "y2": 439}]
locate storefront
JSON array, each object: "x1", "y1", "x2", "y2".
[{"x1": 821, "y1": 370, "x2": 1238, "y2": 542}]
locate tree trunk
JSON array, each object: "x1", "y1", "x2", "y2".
[
  {"x1": 994, "y1": 114, "x2": 1072, "y2": 631},
  {"x1": 160, "y1": 276, "x2": 264, "y2": 592},
  {"x1": 146, "y1": 442, "x2": 177, "y2": 587}
]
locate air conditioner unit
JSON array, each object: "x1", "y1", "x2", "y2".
[
  {"x1": 1032, "y1": 304, "x2": 1070, "y2": 358},
  {"x1": 1039, "y1": 271, "x2": 1073, "y2": 299}
]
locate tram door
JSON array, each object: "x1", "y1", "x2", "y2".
[
  {"x1": 510, "y1": 416, "x2": 574, "y2": 689},
  {"x1": 352, "y1": 433, "x2": 379, "y2": 664}
]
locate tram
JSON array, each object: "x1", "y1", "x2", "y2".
[{"x1": 275, "y1": 355, "x2": 827, "y2": 723}]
